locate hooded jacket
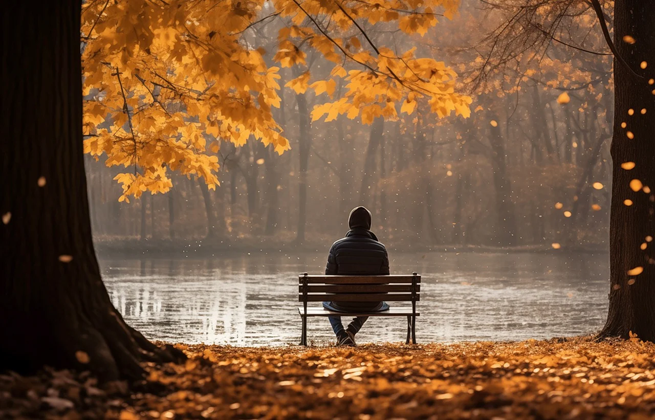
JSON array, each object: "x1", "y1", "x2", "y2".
[{"x1": 324, "y1": 207, "x2": 390, "y2": 311}]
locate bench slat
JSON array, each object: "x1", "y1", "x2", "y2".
[
  {"x1": 299, "y1": 284, "x2": 420, "y2": 293},
  {"x1": 298, "y1": 275, "x2": 420, "y2": 284},
  {"x1": 298, "y1": 307, "x2": 419, "y2": 317},
  {"x1": 299, "y1": 293, "x2": 420, "y2": 302}
]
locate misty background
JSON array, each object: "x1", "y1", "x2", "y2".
[{"x1": 86, "y1": 0, "x2": 612, "y2": 345}]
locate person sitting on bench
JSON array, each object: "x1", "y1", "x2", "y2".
[{"x1": 323, "y1": 206, "x2": 390, "y2": 346}]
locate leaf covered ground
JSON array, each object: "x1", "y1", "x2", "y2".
[{"x1": 3, "y1": 336, "x2": 655, "y2": 419}]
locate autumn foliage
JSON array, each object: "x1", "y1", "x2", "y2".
[
  {"x1": 5, "y1": 337, "x2": 655, "y2": 418},
  {"x1": 81, "y1": 0, "x2": 470, "y2": 201}
]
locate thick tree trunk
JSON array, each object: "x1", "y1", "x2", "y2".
[
  {"x1": 600, "y1": 1, "x2": 655, "y2": 341},
  {"x1": 0, "y1": 1, "x2": 182, "y2": 380}
]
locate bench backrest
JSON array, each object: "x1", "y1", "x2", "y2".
[{"x1": 298, "y1": 274, "x2": 421, "y2": 303}]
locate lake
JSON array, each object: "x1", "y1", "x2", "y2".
[{"x1": 101, "y1": 251, "x2": 610, "y2": 346}]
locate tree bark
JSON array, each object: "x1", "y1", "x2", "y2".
[
  {"x1": 600, "y1": 1, "x2": 655, "y2": 341},
  {"x1": 0, "y1": 0, "x2": 182, "y2": 380}
]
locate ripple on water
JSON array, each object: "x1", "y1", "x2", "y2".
[{"x1": 101, "y1": 251, "x2": 609, "y2": 346}]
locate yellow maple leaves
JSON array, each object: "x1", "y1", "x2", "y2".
[{"x1": 81, "y1": 0, "x2": 470, "y2": 200}]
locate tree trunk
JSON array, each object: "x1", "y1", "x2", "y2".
[
  {"x1": 140, "y1": 194, "x2": 147, "y2": 241},
  {"x1": 360, "y1": 117, "x2": 384, "y2": 205},
  {"x1": 0, "y1": 1, "x2": 182, "y2": 380},
  {"x1": 199, "y1": 179, "x2": 219, "y2": 238},
  {"x1": 168, "y1": 189, "x2": 175, "y2": 239},
  {"x1": 488, "y1": 116, "x2": 518, "y2": 246},
  {"x1": 600, "y1": 1, "x2": 655, "y2": 341},
  {"x1": 295, "y1": 93, "x2": 311, "y2": 243},
  {"x1": 337, "y1": 117, "x2": 352, "y2": 218}
]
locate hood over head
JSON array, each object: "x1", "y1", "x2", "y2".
[{"x1": 348, "y1": 206, "x2": 372, "y2": 230}]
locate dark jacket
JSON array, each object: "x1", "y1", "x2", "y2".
[{"x1": 325, "y1": 207, "x2": 390, "y2": 311}]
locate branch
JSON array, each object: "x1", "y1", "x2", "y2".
[
  {"x1": 589, "y1": 0, "x2": 643, "y2": 78},
  {"x1": 112, "y1": 66, "x2": 139, "y2": 175},
  {"x1": 83, "y1": 0, "x2": 110, "y2": 42}
]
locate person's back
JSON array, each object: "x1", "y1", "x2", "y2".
[{"x1": 323, "y1": 206, "x2": 390, "y2": 345}]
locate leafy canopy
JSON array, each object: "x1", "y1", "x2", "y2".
[{"x1": 82, "y1": 0, "x2": 471, "y2": 201}]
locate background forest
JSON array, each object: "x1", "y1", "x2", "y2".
[{"x1": 84, "y1": 0, "x2": 613, "y2": 251}]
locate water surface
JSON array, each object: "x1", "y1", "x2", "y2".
[{"x1": 101, "y1": 251, "x2": 609, "y2": 346}]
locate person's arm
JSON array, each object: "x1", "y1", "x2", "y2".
[
  {"x1": 325, "y1": 245, "x2": 338, "y2": 275},
  {"x1": 381, "y1": 247, "x2": 390, "y2": 275}
]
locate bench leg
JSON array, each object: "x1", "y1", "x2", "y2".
[
  {"x1": 300, "y1": 316, "x2": 307, "y2": 346},
  {"x1": 406, "y1": 316, "x2": 411, "y2": 345},
  {"x1": 411, "y1": 315, "x2": 417, "y2": 344}
]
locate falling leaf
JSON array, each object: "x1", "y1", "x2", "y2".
[
  {"x1": 564, "y1": 211, "x2": 572, "y2": 218},
  {"x1": 628, "y1": 279, "x2": 636, "y2": 286},
  {"x1": 59, "y1": 255, "x2": 73, "y2": 263},
  {"x1": 624, "y1": 199, "x2": 634, "y2": 206},
  {"x1": 641, "y1": 61, "x2": 648, "y2": 69},
  {"x1": 627, "y1": 266, "x2": 643, "y2": 276},
  {"x1": 2, "y1": 212, "x2": 10, "y2": 224},
  {"x1": 621, "y1": 122, "x2": 627, "y2": 128},
  {"x1": 647, "y1": 236, "x2": 653, "y2": 242},
  {"x1": 551, "y1": 243, "x2": 561, "y2": 250},
  {"x1": 446, "y1": 171, "x2": 453, "y2": 176},
  {"x1": 623, "y1": 35, "x2": 636, "y2": 44},
  {"x1": 591, "y1": 204, "x2": 601, "y2": 211},
  {"x1": 627, "y1": 131, "x2": 635, "y2": 139},
  {"x1": 490, "y1": 120, "x2": 498, "y2": 127},
  {"x1": 555, "y1": 202, "x2": 563, "y2": 209},
  {"x1": 256, "y1": 158, "x2": 265, "y2": 165},
  {"x1": 76, "y1": 351, "x2": 90, "y2": 364},
  {"x1": 641, "y1": 108, "x2": 647, "y2": 114},
  {"x1": 630, "y1": 179, "x2": 643, "y2": 192},
  {"x1": 621, "y1": 162, "x2": 636, "y2": 170},
  {"x1": 641, "y1": 243, "x2": 648, "y2": 250},
  {"x1": 556, "y1": 92, "x2": 570, "y2": 105},
  {"x1": 644, "y1": 186, "x2": 652, "y2": 194},
  {"x1": 592, "y1": 182, "x2": 603, "y2": 190},
  {"x1": 38, "y1": 176, "x2": 46, "y2": 187}
]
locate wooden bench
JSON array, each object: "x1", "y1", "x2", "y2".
[{"x1": 298, "y1": 273, "x2": 421, "y2": 346}]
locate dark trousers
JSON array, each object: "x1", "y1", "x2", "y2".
[{"x1": 322, "y1": 301, "x2": 368, "y2": 336}]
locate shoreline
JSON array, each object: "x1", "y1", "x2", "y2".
[{"x1": 94, "y1": 238, "x2": 609, "y2": 259}]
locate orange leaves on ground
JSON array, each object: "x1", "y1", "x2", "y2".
[{"x1": 9, "y1": 337, "x2": 655, "y2": 419}]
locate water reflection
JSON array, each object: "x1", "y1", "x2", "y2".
[{"x1": 101, "y1": 251, "x2": 609, "y2": 346}]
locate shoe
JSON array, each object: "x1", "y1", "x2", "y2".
[
  {"x1": 346, "y1": 329, "x2": 356, "y2": 346},
  {"x1": 336, "y1": 333, "x2": 355, "y2": 347}
]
